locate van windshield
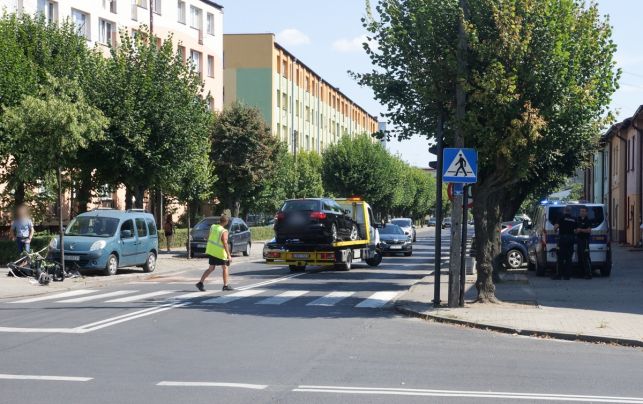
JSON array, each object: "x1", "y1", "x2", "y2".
[
  {"x1": 66, "y1": 217, "x2": 120, "y2": 237},
  {"x1": 548, "y1": 206, "x2": 605, "y2": 228}
]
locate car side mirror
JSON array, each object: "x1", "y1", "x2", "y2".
[
  {"x1": 412, "y1": 225, "x2": 416, "y2": 229},
  {"x1": 121, "y1": 230, "x2": 132, "y2": 239}
]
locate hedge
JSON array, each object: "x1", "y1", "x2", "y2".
[{"x1": 0, "y1": 235, "x2": 51, "y2": 265}]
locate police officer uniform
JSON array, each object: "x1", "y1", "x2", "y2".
[
  {"x1": 555, "y1": 213, "x2": 577, "y2": 279},
  {"x1": 577, "y1": 215, "x2": 592, "y2": 279}
]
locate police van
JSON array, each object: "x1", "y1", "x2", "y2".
[{"x1": 528, "y1": 202, "x2": 611, "y2": 277}]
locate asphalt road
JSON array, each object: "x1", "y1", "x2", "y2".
[{"x1": 1, "y1": 227, "x2": 642, "y2": 404}]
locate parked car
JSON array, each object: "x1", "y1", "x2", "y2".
[
  {"x1": 528, "y1": 202, "x2": 611, "y2": 277},
  {"x1": 274, "y1": 198, "x2": 359, "y2": 244},
  {"x1": 442, "y1": 217, "x2": 452, "y2": 229},
  {"x1": 188, "y1": 216, "x2": 251, "y2": 258},
  {"x1": 48, "y1": 209, "x2": 158, "y2": 276},
  {"x1": 390, "y1": 218, "x2": 416, "y2": 242},
  {"x1": 501, "y1": 221, "x2": 532, "y2": 269},
  {"x1": 427, "y1": 218, "x2": 437, "y2": 227},
  {"x1": 379, "y1": 224, "x2": 413, "y2": 256}
]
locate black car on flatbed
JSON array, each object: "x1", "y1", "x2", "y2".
[{"x1": 274, "y1": 198, "x2": 359, "y2": 244}]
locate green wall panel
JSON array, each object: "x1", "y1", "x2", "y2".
[{"x1": 235, "y1": 68, "x2": 272, "y2": 125}]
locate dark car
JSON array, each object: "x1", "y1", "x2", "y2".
[
  {"x1": 188, "y1": 216, "x2": 251, "y2": 258},
  {"x1": 379, "y1": 224, "x2": 413, "y2": 256},
  {"x1": 274, "y1": 198, "x2": 358, "y2": 244},
  {"x1": 501, "y1": 221, "x2": 533, "y2": 269}
]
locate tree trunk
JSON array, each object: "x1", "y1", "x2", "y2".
[
  {"x1": 15, "y1": 181, "x2": 25, "y2": 206},
  {"x1": 233, "y1": 200, "x2": 241, "y2": 218},
  {"x1": 125, "y1": 186, "x2": 133, "y2": 210},
  {"x1": 472, "y1": 183, "x2": 504, "y2": 303},
  {"x1": 134, "y1": 185, "x2": 145, "y2": 209},
  {"x1": 76, "y1": 175, "x2": 93, "y2": 214},
  {"x1": 57, "y1": 166, "x2": 65, "y2": 273}
]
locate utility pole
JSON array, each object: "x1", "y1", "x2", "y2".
[
  {"x1": 149, "y1": 0, "x2": 154, "y2": 35},
  {"x1": 448, "y1": 0, "x2": 469, "y2": 307},
  {"x1": 432, "y1": 114, "x2": 445, "y2": 307}
]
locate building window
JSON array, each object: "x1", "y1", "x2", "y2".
[
  {"x1": 190, "y1": 49, "x2": 202, "y2": 74},
  {"x1": 206, "y1": 55, "x2": 214, "y2": 77},
  {"x1": 190, "y1": 5, "x2": 202, "y2": 29},
  {"x1": 177, "y1": 45, "x2": 186, "y2": 62},
  {"x1": 98, "y1": 19, "x2": 115, "y2": 46},
  {"x1": 38, "y1": 0, "x2": 58, "y2": 24},
  {"x1": 71, "y1": 9, "x2": 89, "y2": 39},
  {"x1": 102, "y1": 0, "x2": 117, "y2": 13},
  {"x1": 136, "y1": 0, "x2": 147, "y2": 8},
  {"x1": 177, "y1": 0, "x2": 186, "y2": 24},
  {"x1": 206, "y1": 12, "x2": 215, "y2": 35},
  {"x1": 282, "y1": 60, "x2": 287, "y2": 78}
]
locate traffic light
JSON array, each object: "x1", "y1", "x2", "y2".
[
  {"x1": 428, "y1": 161, "x2": 438, "y2": 169},
  {"x1": 428, "y1": 144, "x2": 438, "y2": 156}
]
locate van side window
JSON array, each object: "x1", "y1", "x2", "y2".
[
  {"x1": 135, "y1": 218, "x2": 148, "y2": 238},
  {"x1": 121, "y1": 219, "x2": 134, "y2": 238},
  {"x1": 146, "y1": 219, "x2": 157, "y2": 236}
]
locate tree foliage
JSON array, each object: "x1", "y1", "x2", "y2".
[
  {"x1": 357, "y1": 0, "x2": 619, "y2": 301},
  {"x1": 210, "y1": 102, "x2": 281, "y2": 216}
]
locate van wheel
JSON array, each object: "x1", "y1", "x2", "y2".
[
  {"x1": 104, "y1": 254, "x2": 118, "y2": 276},
  {"x1": 143, "y1": 252, "x2": 157, "y2": 273},
  {"x1": 243, "y1": 242, "x2": 251, "y2": 257}
]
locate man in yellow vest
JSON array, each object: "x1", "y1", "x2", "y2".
[{"x1": 196, "y1": 215, "x2": 234, "y2": 291}]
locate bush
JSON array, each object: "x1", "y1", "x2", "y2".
[
  {"x1": 250, "y1": 226, "x2": 274, "y2": 242},
  {"x1": 0, "y1": 235, "x2": 51, "y2": 265},
  {"x1": 158, "y1": 228, "x2": 188, "y2": 249}
]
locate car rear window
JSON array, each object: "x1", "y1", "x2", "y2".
[
  {"x1": 548, "y1": 206, "x2": 605, "y2": 228},
  {"x1": 391, "y1": 219, "x2": 412, "y2": 227},
  {"x1": 281, "y1": 200, "x2": 321, "y2": 212}
]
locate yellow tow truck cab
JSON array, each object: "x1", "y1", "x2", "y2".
[{"x1": 263, "y1": 197, "x2": 382, "y2": 271}]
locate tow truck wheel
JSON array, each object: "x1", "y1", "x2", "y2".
[
  {"x1": 365, "y1": 252, "x2": 382, "y2": 267},
  {"x1": 289, "y1": 265, "x2": 306, "y2": 272},
  {"x1": 335, "y1": 251, "x2": 352, "y2": 271}
]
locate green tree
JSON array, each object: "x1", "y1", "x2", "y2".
[
  {"x1": 0, "y1": 76, "x2": 107, "y2": 257},
  {"x1": 322, "y1": 134, "x2": 398, "y2": 214},
  {"x1": 211, "y1": 102, "x2": 281, "y2": 216},
  {"x1": 86, "y1": 28, "x2": 213, "y2": 210},
  {"x1": 291, "y1": 151, "x2": 324, "y2": 199},
  {"x1": 0, "y1": 13, "x2": 97, "y2": 208},
  {"x1": 357, "y1": 0, "x2": 618, "y2": 301}
]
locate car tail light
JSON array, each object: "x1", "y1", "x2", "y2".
[
  {"x1": 266, "y1": 251, "x2": 281, "y2": 259},
  {"x1": 276, "y1": 212, "x2": 285, "y2": 221},
  {"x1": 320, "y1": 252, "x2": 335, "y2": 260},
  {"x1": 310, "y1": 211, "x2": 327, "y2": 220}
]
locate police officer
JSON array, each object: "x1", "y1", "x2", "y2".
[
  {"x1": 553, "y1": 206, "x2": 576, "y2": 280},
  {"x1": 196, "y1": 215, "x2": 234, "y2": 292},
  {"x1": 575, "y1": 206, "x2": 593, "y2": 279}
]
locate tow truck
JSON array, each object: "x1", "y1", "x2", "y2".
[{"x1": 263, "y1": 197, "x2": 382, "y2": 271}]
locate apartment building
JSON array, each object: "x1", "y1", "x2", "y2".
[
  {"x1": 2, "y1": 0, "x2": 224, "y2": 110},
  {"x1": 583, "y1": 105, "x2": 643, "y2": 246},
  {"x1": 223, "y1": 33, "x2": 379, "y2": 153}
]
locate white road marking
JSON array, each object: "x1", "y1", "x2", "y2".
[
  {"x1": 202, "y1": 290, "x2": 266, "y2": 304},
  {"x1": 105, "y1": 290, "x2": 176, "y2": 303},
  {"x1": 0, "y1": 327, "x2": 84, "y2": 334},
  {"x1": 306, "y1": 292, "x2": 354, "y2": 307},
  {"x1": 170, "y1": 291, "x2": 217, "y2": 300},
  {"x1": 235, "y1": 272, "x2": 307, "y2": 291},
  {"x1": 79, "y1": 303, "x2": 190, "y2": 332},
  {"x1": 157, "y1": 381, "x2": 267, "y2": 390},
  {"x1": 293, "y1": 386, "x2": 643, "y2": 403},
  {"x1": 0, "y1": 374, "x2": 92, "y2": 382},
  {"x1": 256, "y1": 290, "x2": 309, "y2": 305},
  {"x1": 58, "y1": 290, "x2": 138, "y2": 303},
  {"x1": 355, "y1": 291, "x2": 399, "y2": 308},
  {"x1": 10, "y1": 289, "x2": 97, "y2": 304}
]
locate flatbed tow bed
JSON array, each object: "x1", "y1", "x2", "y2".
[{"x1": 264, "y1": 198, "x2": 382, "y2": 271}]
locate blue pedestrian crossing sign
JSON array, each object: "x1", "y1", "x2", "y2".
[{"x1": 443, "y1": 148, "x2": 478, "y2": 183}]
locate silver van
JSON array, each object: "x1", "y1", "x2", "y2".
[{"x1": 528, "y1": 202, "x2": 611, "y2": 277}]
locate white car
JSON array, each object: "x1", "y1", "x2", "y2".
[{"x1": 390, "y1": 218, "x2": 416, "y2": 242}]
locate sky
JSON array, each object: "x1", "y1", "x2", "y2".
[{"x1": 219, "y1": 0, "x2": 643, "y2": 167}]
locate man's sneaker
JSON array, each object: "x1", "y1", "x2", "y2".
[
  {"x1": 222, "y1": 285, "x2": 234, "y2": 292},
  {"x1": 196, "y1": 282, "x2": 205, "y2": 292}
]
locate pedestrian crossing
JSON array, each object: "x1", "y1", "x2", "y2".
[{"x1": 4, "y1": 288, "x2": 401, "y2": 309}]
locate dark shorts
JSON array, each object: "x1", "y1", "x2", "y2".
[{"x1": 208, "y1": 256, "x2": 229, "y2": 266}]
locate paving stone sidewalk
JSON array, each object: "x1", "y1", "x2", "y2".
[{"x1": 396, "y1": 244, "x2": 643, "y2": 346}]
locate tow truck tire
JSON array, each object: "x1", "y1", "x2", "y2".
[
  {"x1": 289, "y1": 265, "x2": 306, "y2": 272},
  {"x1": 335, "y1": 251, "x2": 352, "y2": 271},
  {"x1": 365, "y1": 253, "x2": 382, "y2": 267}
]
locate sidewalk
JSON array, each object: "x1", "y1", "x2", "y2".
[
  {"x1": 396, "y1": 244, "x2": 643, "y2": 347},
  {"x1": 0, "y1": 242, "x2": 266, "y2": 300}
]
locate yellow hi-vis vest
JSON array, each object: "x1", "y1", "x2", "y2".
[{"x1": 205, "y1": 224, "x2": 228, "y2": 260}]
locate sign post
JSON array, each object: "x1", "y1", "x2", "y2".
[{"x1": 443, "y1": 148, "x2": 477, "y2": 307}]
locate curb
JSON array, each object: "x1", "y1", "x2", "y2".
[{"x1": 395, "y1": 304, "x2": 643, "y2": 348}]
